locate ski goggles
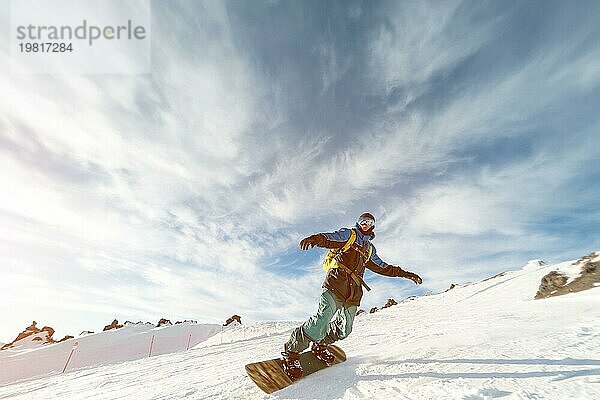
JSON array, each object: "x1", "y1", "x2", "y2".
[{"x1": 357, "y1": 218, "x2": 375, "y2": 228}]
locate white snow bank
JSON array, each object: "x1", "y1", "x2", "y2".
[
  {"x1": 521, "y1": 259, "x2": 547, "y2": 271},
  {"x1": 0, "y1": 322, "x2": 221, "y2": 385},
  {"x1": 194, "y1": 321, "x2": 300, "y2": 349}
]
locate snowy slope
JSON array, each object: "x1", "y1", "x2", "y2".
[
  {"x1": 1, "y1": 257, "x2": 599, "y2": 399},
  {"x1": 194, "y1": 321, "x2": 300, "y2": 349},
  {"x1": 0, "y1": 322, "x2": 221, "y2": 385}
]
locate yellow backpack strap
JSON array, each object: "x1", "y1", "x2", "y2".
[{"x1": 341, "y1": 228, "x2": 357, "y2": 253}]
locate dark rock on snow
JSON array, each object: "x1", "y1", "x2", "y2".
[
  {"x1": 535, "y1": 252, "x2": 600, "y2": 299},
  {"x1": 103, "y1": 319, "x2": 124, "y2": 331},
  {"x1": 1, "y1": 321, "x2": 70, "y2": 350},
  {"x1": 224, "y1": 315, "x2": 242, "y2": 326}
]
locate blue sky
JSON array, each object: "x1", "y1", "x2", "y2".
[{"x1": 1, "y1": 0, "x2": 599, "y2": 342}]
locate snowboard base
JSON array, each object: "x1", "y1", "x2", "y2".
[{"x1": 245, "y1": 345, "x2": 346, "y2": 394}]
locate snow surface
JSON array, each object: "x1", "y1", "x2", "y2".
[
  {"x1": 520, "y1": 260, "x2": 546, "y2": 272},
  {"x1": 0, "y1": 322, "x2": 221, "y2": 385},
  {"x1": 1, "y1": 257, "x2": 599, "y2": 399}
]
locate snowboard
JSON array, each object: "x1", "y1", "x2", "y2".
[{"x1": 245, "y1": 345, "x2": 346, "y2": 394}]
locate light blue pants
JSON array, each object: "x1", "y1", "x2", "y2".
[{"x1": 285, "y1": 289, "x2": 357, "y2": 353}]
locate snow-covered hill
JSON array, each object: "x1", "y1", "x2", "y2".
[
  {"x1": 1, "y1": 256, "x2": 599, "y2": 399},
  {"x1": 0, "y1": 322, "x2": 221, "y2": 386}
]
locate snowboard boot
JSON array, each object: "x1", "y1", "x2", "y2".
[
  {"x1": 281, "y1": 351, "x2": 302, "y2": 380},
  {"x1": 311, "y1": 343, "x2": 335, "y2": 365}
]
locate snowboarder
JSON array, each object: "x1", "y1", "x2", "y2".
[{"x1": 281, "y1": 212, "x2": 422, "y2": 380}]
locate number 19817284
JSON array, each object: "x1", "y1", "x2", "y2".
[{"x1": 19, "y1": 42, "x2": 73, "y2": 52}]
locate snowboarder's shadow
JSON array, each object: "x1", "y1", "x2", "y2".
[
  {"x1": 365, "y1": 358, "x2": 600, "y2": 382},
  {"x1": 401, "y1": 357, "x2": 600, "y2": 366},
  {"x1": 272, "y1": 356, "x2": 364, "y2": 400},
  {"x1": 271, "y1": 357, "x2": 600, "y2": 399}
]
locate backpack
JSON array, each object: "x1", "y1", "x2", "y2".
[{"x1": 322, "y1": 228, "x2": 373, "y2": 272}]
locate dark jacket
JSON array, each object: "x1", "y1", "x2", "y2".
[{"x1": 313, "y1": 225, "x2": 409, "y2": 306}]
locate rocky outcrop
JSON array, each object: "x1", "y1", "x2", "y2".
[
  {"x1": 535, "y1": 271, "x2": 568, "y2": 299},
  {"x1": 57, "y1": 335, "x2": 74, "y2": 343},
  {"x1": 80, "y1": 331, "x2": 94, "y2": 336},
  {"x1": 1, "y1": 321, "x2": 67, "y2": 350},
  {"x1": 9, "y1": 321, "x2": 41, "y2": 345},
  {"x1": 535, "y1": 252, "x2": 600, "y2": 299},
  {"x1": 157, "y1": 318, "x2": 172, "y2": 327},
  {"x1": 224, "y1": 315, "x2": 242, "y2": 326},
  {"x1": 445, "y1": 283, "x2": 457, "y2": 292},
  {"x1": 123, "y1": 321, "x2": 154, "y2": 327},
  {"x1": 482, "y1": 271, "x2": 508, "y2": 282},
  {"x1": 103, "y1": 319, "x2": 124, "y2": 331},
  {"x1": 356, "y1": 299, "x2": 399, "y2": 316},
  {"x1": 41, "y1": 326, "x2": 55, "y2": 337},
  {"x1": 382, "y1": 298, "x2": 398, "y2": 309}
]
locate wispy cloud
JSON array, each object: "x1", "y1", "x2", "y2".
[{"x1": 1, "y1": 0, "x2": 599, "y2": 341}]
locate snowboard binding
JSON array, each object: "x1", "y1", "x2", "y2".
[
  {"x1": 281, "y1": 351, "x2": 303, "y2": 380},
  {"x1": 311, "y1": 343, "x2": 335, "y2": 365}
]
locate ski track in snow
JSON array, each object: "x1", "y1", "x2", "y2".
[{"x1": 0, "y1": 260, "x2": 599, "y2": 399}]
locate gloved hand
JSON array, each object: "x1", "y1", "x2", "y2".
[
  {"x1": 299, "y1": 234, "x2": 324, "y2": 250},
  {"x1": 398, "y1": 269, "x2": 422, "y2": 284}
]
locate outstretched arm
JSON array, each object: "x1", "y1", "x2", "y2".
[
  {"x1": 299, "y1": 228, "x2": 353, "y2": 250},
  {"x1": 366, "y1": 247, "x2": 423, "y2": 284}
]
